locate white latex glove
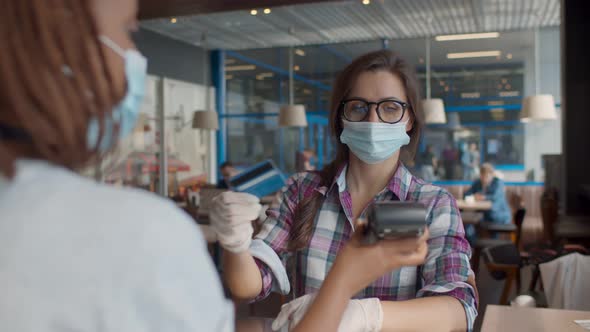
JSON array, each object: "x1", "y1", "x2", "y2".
[
  {"x1": 272, "y1": 293, "x2": 383, "y2": 332},
  {"x1": 209, "y1": 192, "x2": 262, "y2": 253}
]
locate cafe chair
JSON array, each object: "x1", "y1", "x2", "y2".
[
  {"x1": 481, "y1": 243, "x2": 522, "y2": 305},
  {"x1": 471, "y1": 208, "x2": 526, "y2": 275},
  {"x1": 524, "y1": 242, "x2": 589, "y2": 293},
  {"x1": 483, "y1": 241, "x2": 590, "y2": 306},
  {"x1": 523, "y1": 188, "x2": 590, "y2": 291}
]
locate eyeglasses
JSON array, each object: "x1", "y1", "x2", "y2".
[{"x1": 340, "y1": 98, "x2": 409, "y2": 124}]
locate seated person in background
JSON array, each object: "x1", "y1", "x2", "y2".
[
  {"x1": 464, "y1": 163, "x2": 512, "y2": 225},
  {"x1": 218, "y1": 161, "x2": 239, "y2": 189}
]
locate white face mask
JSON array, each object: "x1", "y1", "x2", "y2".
[
  {"x1": 87, "y1": 36, "x2": 148, "y2": 152},
  {"x1": 339, "y1": 120, "x2": 410, "y2": 164}
]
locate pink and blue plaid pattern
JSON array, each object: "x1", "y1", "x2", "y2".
[{"x1": 252, "y1": 163, "x2": 477, "y2": 330}]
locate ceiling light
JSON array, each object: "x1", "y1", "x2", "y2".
[
  {"x1": 435, "y1": 32, "x2": 500, "y2": 41},
  {"x1": 447, "y1": 50, "x2": 502, "y2": 59},
  {"x1": 192, "y1": 111, "x2": 219, "y2": 130},
  {"x1": 263, "y1": 8, "x2": 271, "y2": 14},
  {"x1": 279, "y1": 105, "x2": 307, "y2": 127},
  {"x1": 295, "y1": 49, "x2": 306, "y2": 56},
  {"x1": 521, "y1": 95, "x2": 557, "y2": 122},
  {"x1": 500, "y1": 91, "x2": 519, "y2": 97},
  {"x1": 362, "y1": 0, "x2": 371, "y2": 5},
  {"x1": 491, "y1": 109, "x2": 505, "y2": 120},
  {"x1": 506, "y1": 53, "x2": 513, "y2": 59},
  {"x1": 225, "y1": 65, "x2": 256, "y2": 71},
  {"x1": 255, "y1": 72, "x2": 274, "y2": 80},
  {"x1": 461, "y1": 92, "x2": 480, "y2": 99},
  {"x1": 521, "y1": 29, "x2": 557, "y2": 122},
  {"x1": 250, "y1": 9, "x2": 258, "y2": 15},
  {"x1": 422, "y1": 99, "x2": 446, "y2": 124},
  {"x1": 170, "y1": 17, "x2": 177, "y2": 23},
  {"x1": 423, "y1": 36, "x2": 446, "y2": 124}
]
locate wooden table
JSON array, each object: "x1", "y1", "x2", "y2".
[
  {"x1": 456, "y1": 200, "x2": 492, "y2": 225},
  {"x1": 481, "y1": 305, "x2": 590, "y2": 332},
  {"x1": 456, "y1": 199, "x2": 492, "y2": 211}
]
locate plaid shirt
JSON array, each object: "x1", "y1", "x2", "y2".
[{"x1": 249, "y1": 163, "x2": 477, "y2": 330}]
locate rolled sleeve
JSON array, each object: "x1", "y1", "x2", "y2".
[
  {"x1": 417, "y1": 190, "x2": 478, "y2": 331},
  {"x1": 250, "y1": 240, "x2": 290, "y2": 301},
  {"x1": 249, "y1": 173, "x2": 303, "y2": 301},
  {"x1": 253, "y1": 257, "x2": 275, "y2": 302}
]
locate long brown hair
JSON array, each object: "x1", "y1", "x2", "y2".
[
  {"x1": 289, "y1": 49, "x2": 424, "y2": 250},
  {"x1": 0, "y1": 0, "x2": 121, "y2": 178}
]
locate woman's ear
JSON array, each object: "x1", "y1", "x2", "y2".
[{"x1": 405, "y1": 114, "x2": 414, "y2": 132}]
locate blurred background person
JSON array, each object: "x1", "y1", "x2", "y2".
[
  {"x1": 418, "y1": 144, "x2": 438, "y2": 182},
  {"x1": 464, "y1": 163, "x2": 512, "y2": 243},
  {"x1": 218, "y1": 161, "x2": 239, "y2": 189},
  {"x1": 442, "y1": 143, "x2": 457, "y2": 180},
  {"x1": 295, "y1": 149, "x2": 317, "y2": 172},
  {"x1": 463, "y1": 142, "x2": 480, "y2": 181}
]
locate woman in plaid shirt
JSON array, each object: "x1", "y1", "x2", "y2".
[{"x1": 212, "y1": 50, "x2": 478, "y2": 331}]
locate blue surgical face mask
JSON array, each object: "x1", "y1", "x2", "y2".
[
  {"x1": 340, "y1": 120, "x2": 410, "y2": 164},
  {"x1": 87, "y1": 35, "x2": 147, "y2": 151}
]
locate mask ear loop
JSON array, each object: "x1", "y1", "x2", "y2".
[{"x1": 98, "y1": 35, "x2": 125, "y2": 58}]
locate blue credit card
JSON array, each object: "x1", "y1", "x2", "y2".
[{"x1": 228, "y1": 160, "x2": 286, "y2": 198}]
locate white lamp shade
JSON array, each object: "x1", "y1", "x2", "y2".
[
  {"x1": 192, "y1": 110, "x2": 219, "y2": 130},
  {"x1": 520, "y1": 94, "x2": 557, "y2": 121},
  {"x1": 421, "y1": 98, "x2": 446, "y2": 124},
  {"x1": 279, "y1": 104, "x2": 308, "y2": 127}
]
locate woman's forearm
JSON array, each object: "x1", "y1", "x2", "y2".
[
  {"x1": 381, "y1": 296, "x2": 467, "y2": 332},
  {"x1": 222, "y1": 251, "x2": 263, "y2": 300},
  {"x1": 292, "y1": 265, "x2": 351, "y2": 332}
]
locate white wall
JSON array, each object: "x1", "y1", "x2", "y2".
[
  {"x1": 523, "y1": 27, "x2": 562, "y2": 181},
  {"x1": 163, "y1": 78, "x2": 216, "y2": 184},
  {"x1": 108, "y1": 76, "x2": 217, "y2": 185}
]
